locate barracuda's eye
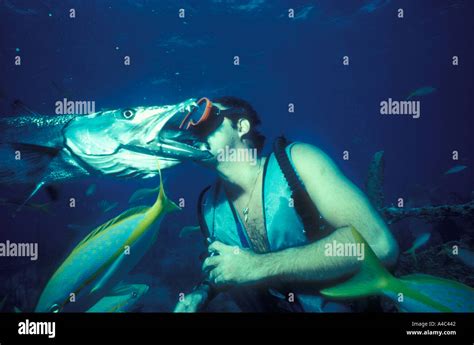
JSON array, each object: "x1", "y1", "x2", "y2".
[
  {"x1": 49, "y1": 304, "x2": 61, "y2": 313},
  {"x1": 132, "y1": 291, "x2": 138, "y2": 298},
  {"x1": 122, "y1": 108, "x2": 135, "y2": 119}
]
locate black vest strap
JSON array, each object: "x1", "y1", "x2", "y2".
[
  {"x1": 197, "y1": 137, "x2": 322, "y2": 242},
  {"x1": 197, "y1": 185, "x2": 212, "y2": 241},
  {"x1": 272, "y1": 136, "x2": 321, "y2": 241}
]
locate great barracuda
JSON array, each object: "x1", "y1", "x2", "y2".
[{"x1": 0, "y1": 99, "x2": 211, "y2": 187}]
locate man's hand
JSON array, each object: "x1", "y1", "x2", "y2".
[
  {"x1": 173, "y1": 287, "x2": 208, "y2": 313},
  {"x1": 202, "y1": 241, "x2": 266, "y2": 286}
]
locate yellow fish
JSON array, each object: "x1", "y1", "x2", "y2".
[
  {"x1": 86, "y1": 284, "x2": 149, "y2": 313},
  {"x1": 321, "y1": 226, "x2": 474, "y2": 312},
  {"x1": 35, "y1": 166, "x2": 179, "y2": 312}
]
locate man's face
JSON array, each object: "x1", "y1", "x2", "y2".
[
  {"x1": 205, "y1": 117, "x2": 239, "y2": 158},
  {"x1": 191, "y1": 102, "x2": 248, "y2": 167}
]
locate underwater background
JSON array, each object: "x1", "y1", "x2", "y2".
[{"x1": 0, "y1": 0, "x2": 473, "y2": 312}]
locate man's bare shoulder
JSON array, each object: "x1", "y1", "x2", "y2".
[{"x1": 290, "y1": 142, "x2": 340, "y2": 179}]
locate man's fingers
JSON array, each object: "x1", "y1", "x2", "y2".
[
  {"x1": 208, "y1": 241, "x2": 232, "y2": 255},
  {"x1": 213, "y1": 274, "x2": 226, "y2": 286},
  {"x1": 208, "y1": 267, "x2": 222, "y2": 283},
  {"x1": 202, "y1": 256, "x2": 220, "y2": 272}
]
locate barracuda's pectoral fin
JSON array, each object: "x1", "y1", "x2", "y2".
[
  {"x1": 0, "y1": 143, "x2": 63, "y2": 212},
  {"x1": 0, "y1": 142, "x2": 61, "y2": 184}
]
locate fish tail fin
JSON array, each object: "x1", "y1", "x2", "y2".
[
  {"x1": 164, "y1": 199, "x2": 181, "y2": 213},
  {"x1": 155, "y1": 160, "x2": 180, "y2": 213},
  {"x1": 156, "y1": 160, "x2": 165, "y2": 199},
  {"x1": 320, "y1": 226, "x2": 396, "y2": 299}
]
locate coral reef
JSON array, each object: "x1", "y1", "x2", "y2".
[
  {"x1": 366, "y1": 150, "x2": 473, "y2": 226},
  {"x1": 365, "y1": 150, "x2": 474, "y2": 292},
  {"x1": 381, "y1": 201, "x2": 474, "y2": 226},
  {"x1": 395, "y1": 240, "x2": 474, "y2": 287},
  {"x1": 365, "y1": 150, "x2": 385, "y2": 210}
]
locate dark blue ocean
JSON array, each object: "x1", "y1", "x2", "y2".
[{"x1": 0, "y1": 0, "x2": 473, "y2": 312}]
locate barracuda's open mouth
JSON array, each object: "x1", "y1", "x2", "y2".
[
  {"x1": 119, "y1": 137, "x2": 210, "y2": 161},
  {"x1": 153, "y1": 129, "x2": 212, "y2": 161},
  {"x1": 151, "y1": 109, "x2": 213, "y2": 162}
]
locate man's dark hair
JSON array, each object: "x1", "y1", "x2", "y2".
[{"x1": 213, "y1": 96, "x2": 266, "y2": 153}]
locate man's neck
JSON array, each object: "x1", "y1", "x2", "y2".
[{"x1": 216, "y1": 157, "x2": 264, "y2": 196}]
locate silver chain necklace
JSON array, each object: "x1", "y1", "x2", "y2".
[{"x1": 242, "y1": 159, "x2": 263, "y2": 223}]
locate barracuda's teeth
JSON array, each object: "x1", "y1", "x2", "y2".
[
  {"x1": 185, "y1": 103, "x2": 196, "y2": 112},
  {"x1": 200, "y1": 142, "x2": 210, "y2": 151}
]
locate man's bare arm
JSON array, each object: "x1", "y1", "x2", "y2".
[
  {"x1": 254, "y1": 143, "x2": 399, "y2": 283},
  {"x1": 204, "y1": 143, "x2": 399, "y2": 286}
]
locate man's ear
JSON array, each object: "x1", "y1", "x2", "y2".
[{"x1": 237, "y1": 118, "x2": 250, "y2": 138}]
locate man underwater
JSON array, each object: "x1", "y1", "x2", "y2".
[{"x1": 173, "y1": 96, "x2": 399, "y2": 312}]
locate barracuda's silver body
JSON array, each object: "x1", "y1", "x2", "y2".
[{"x1": 0, "y1": 99, "x2": 210, "y2": 185}]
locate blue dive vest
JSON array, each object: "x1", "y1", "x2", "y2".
[{"x1": 200, "y1": 142, "x2": 351, "y2": 312}]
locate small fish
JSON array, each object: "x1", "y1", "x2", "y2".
[
  {"x1": 98, "y1": 200, "x2": 119, "y2": 213},
  {"x1": 150, "y1": 78, "x2": 169, "y2": 86},
  {"x1": 293, "y1": 5, "x2": 314, "y2": 20},
  {"x1": 179, "y1": 225, "x2": 201, "y2": 238},
  {"x1": 3, "y1": 0, "x2": 37, "y2": 15},
  {"x1": 321, "y1": 227, "x2": 474, "y2": 312},
  {"x1": 359, "y1": 0, "x2": 391, "y2": 14},
  {"x1": 403, "y1": 232, "x2": 431, "y2": 256},
  {"x1": 406, "y1": 86, "x2": 436, "y2": 100},
  {"x1": 87, "y1": 284, "x2": 149, "y2": 312},
  {"x1": 35, "y1": 164, "x2": 180, "y2": 312},
  {"x1": 85, "y1": 184, "x2": 97, "y2": 196},
  {"x1": 128, "y1": 187, "x2": 160, "y2": 204},
  {"x1": 444, "y1": 165, "x2": 467, "y2": 175}
]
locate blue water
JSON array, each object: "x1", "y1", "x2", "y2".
[{"x1": 0, "y1": 0, "x2": 473, "y2": 312}]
